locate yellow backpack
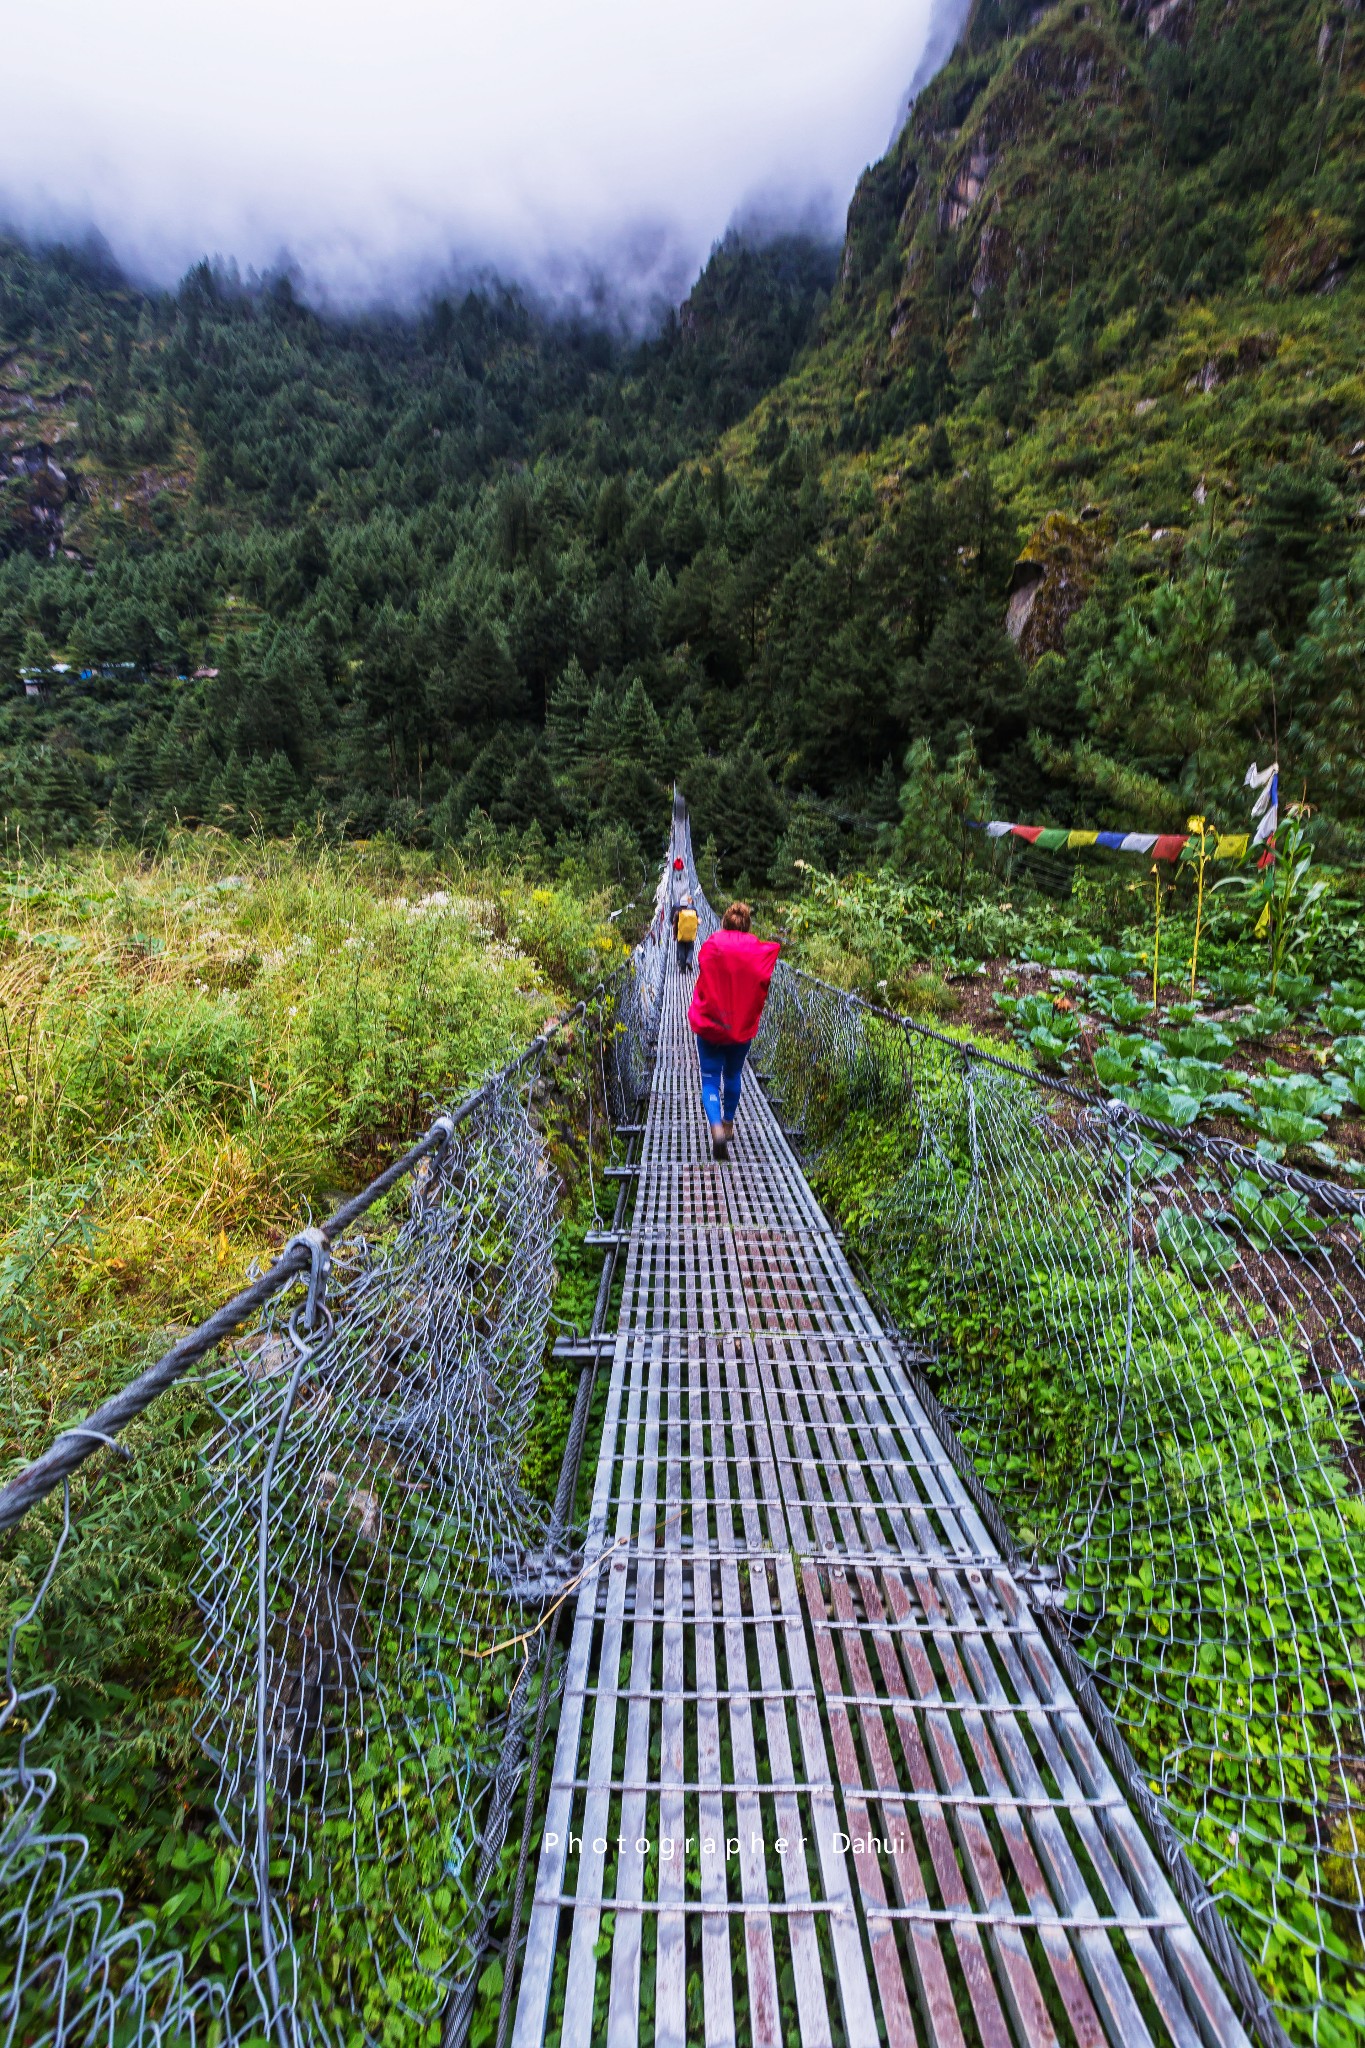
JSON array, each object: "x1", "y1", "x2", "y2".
[{"x1": 675, "y1": 906, "x2": 699, "y2": 941}]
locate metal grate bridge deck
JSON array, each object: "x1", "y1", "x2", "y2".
[{"x1": 510, "y1": 947, "x2": 1249, "y2": 2048}]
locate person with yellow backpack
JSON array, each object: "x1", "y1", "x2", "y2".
[{"x1": 672, "y1": 896, "x2": 699, "y2": 973}]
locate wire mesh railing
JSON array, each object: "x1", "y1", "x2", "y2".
[
  {"x1": 0, "y1": 958, "x2": 657, "y2": 2048},
  {"x1": 754, "y1": 964, "x2": 1365, "y2": 2046}
]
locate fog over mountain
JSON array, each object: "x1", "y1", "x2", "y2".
[{"x1": 2, "y1": 0, "x2": 942, "y2": 313}]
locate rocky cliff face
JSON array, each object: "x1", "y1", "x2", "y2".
[
  {"x1": 1, "y1": 446, "x2": 74, "y2": 555},
  {"x1": 737, "y1": 0, "x2": 1360, "y2": 682},
  {"x1": 855, "y1": 4, "x2": 1143, "y2": 348},
  {"x1": 0, "y1": 342, "x2": 197, "y2": 563},
  {"x1": 0, "y1": 357, "x2": 84, "y2": 555}
]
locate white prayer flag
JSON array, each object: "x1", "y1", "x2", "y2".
[{"x1": 1245, "y1": 760, "x2": 1278, "y2": 845}]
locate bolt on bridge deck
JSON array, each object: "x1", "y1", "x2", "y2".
[{"x1": 511, "y1": 951, "x2": 1248, "y2": 2048}]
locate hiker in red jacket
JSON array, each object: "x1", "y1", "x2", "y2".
[{"x1": 687, "y1": 901, "x2": 780, "y2": 1160}]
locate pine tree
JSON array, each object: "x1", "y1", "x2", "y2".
[
  {"x1": 578, "y1": 687, "x2": 619, "y2": 807},
  {"x1": 869, "y1": 757, "x2": 901, "y2": 824},
  {"x1": 895, "y1": 734, "x2": 992, "y2": 889},
  {"x1": 30, "y1": 749, "x2": 94, "y2": 845},
  {"x1": 459, "y1": 808, "x2": 506, "y2": 870},
  {"x1": 769, "y1": 793, "x2": 837, "y2": 890},
  {"x1": 118, "y1": 718, "x2": 167, "y2": 810},
  {"x1": 493, "y1": 744, "x2": 563, "y2": 834},
  {"x1": 209, "y1": 751, "x2": 249, "y2": 833},
  {"x1": 668, "y1": 705, "x2": 704, "y2": 792},
  {"x1": 703, "y1": 745, "x2": 785, "y2": 883},
  {"x1": 616, "y1": 676, "x2": 667, "y2": 780},
  {"x1": 592, "y1": 676, "x2": 665, "y2": 840},
  {"x1": 107, "y1": 777, "x2": 143, "y2": 842},
  {"x1": 441, "y1": 624, "x2": 525, "y2": 728},
  {"x1": 242, "y1": 751, "x2": 301, "y2": 835},
  {"x1": 21, "y1": 630, "x2": 48, "y2": 684},
  {"x1": 1284, "y1": 551, "x2": 1365, "y2": 823},
  {"x1": 444, "y1": 730, "x2": 519, "y2": 837},
  {"x1": 662, "y1": 476, "x2": 707, "y2": 569},
  {"x1": 517, "y1": 817, "x2": 552, "y2": 878},
  {"x1": 545, "y1": 658, "x2": 593, "y2": 774}
]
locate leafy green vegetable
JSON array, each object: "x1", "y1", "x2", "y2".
[
  {"x1": 1154, "y1": 1208, "x2": 1236, "y2": 1276},
  {"x1": 1167, "y1": 1056, "x2": 1237, "y2": 1101},
  {"x1": 1242, "y1": 1001, "x2": 1295, "y2": 1038},
  {"x1": 1246, "y1": 1067, "x2": 1340, "y2": 1122},
  {"x1": 1125, "y1": 1083, "x2": 1203, "y2": 1128},
  {"x1": 1161, "y1": 1020, "x2": 1235, "y2": 1059},
  {"x1": 1224, "y1": 1174, "x2": 1322, "y2": 1253},
  {"x1": 1247, "y1": 1107, "x2": 1328, "y2": 1149},
  {"x1": 1090, "y1": 982, "x2": 1153, "y2": 1026},
  {"x1": 1320, "y1": 1003, "x2": 1365, "y2": 1037},
  {"x1": 1093, "y1": 1043, "x2": 1139, "y2": 1088},
  {"x1": 1205, "y1": 968, "x2": 1261, "y2": 1004}
]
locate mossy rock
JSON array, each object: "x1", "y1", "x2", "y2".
[
  {"x1": 1262, "y1": 207, "x2": 1351, "y2": 296},
  {"x1": 1005, "y1": 507, "x2": 1111, "y2": 663}
]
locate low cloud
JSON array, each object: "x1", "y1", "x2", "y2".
[{"x1": 2, "y1": 0, "x2": 941, "y2": 315}]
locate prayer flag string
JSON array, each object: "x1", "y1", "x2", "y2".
[{"x1": 974, "y1": 821, "x2": 1252, "y2": 861}]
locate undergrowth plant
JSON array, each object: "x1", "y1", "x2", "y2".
[
  {"x1": 0, "y1": 833, "x2": 624, "y2": 2024},
  {"x1": 806, "y1": 1078, "x2": 1365, "y2": 2044}
]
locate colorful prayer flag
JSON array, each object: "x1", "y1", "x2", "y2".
[
  {"x1": 976, "y1": 818, "x2": 1254, "y2": 856},
  {"x1": 1246, "y1": 760, "x2": 1278, "y2": 849}
]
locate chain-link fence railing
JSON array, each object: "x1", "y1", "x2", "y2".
[
  {"x1": 1, "y1": 973, "x2": 656, "y2": 2048},
  {"x1": 755, "y1": 964, "x2": 1365, "y2": 2047}
]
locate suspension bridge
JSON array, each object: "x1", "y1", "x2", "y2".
[
  {"x1": 506, "y1": 811, "x2": 1249, "y2": 2048},
  {"x1": 3, "y1": 795, "x2": 1362, "y2": 2046}
]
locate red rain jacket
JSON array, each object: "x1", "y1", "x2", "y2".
[{"x1": 687, "y1": 930, "x2": 781, "y2": 1045}]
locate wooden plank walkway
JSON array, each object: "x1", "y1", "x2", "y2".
[{"x1": 511, "y1": 919, "x2": 1249, "y2": 2047}]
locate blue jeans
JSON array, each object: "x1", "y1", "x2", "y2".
[{"x1": 696, "y1": 1038, "x2": 749, "y2": 1126}]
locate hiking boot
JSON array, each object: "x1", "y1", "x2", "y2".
[{"x1": 710, "y1": 1124, "x2": 729, "y2": 1161}]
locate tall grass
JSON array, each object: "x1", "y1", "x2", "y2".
[
  {"x1": 0, "y1": 830, "x2": 621, "y2": 1936},
  {"x1": 0, "y1": 832, "x2": 619, "y2": 1440}
]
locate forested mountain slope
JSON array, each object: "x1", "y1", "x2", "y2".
[
  {"x1": 736, "y1": 0, "x2": 1365, "y2": 849},
  {"x1": 1, "y1": 0, "x2": 1362, "y2": 877}
]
